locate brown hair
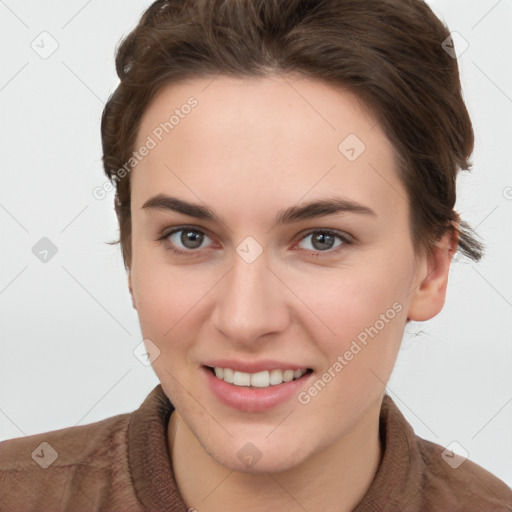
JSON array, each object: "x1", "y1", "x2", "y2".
[{"x1": 101, "y1": 0, "x2": 484, "y2": 270}]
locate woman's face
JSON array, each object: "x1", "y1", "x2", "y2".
[{"x1": 128, "y1": 75, "x2": 446, "y2": 473}]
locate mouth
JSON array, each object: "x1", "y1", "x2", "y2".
[{"x1": 205, "y1": 365, "x2": 314, "y2": 389}]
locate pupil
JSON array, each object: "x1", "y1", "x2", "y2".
[
  {"x1": 183, "y1": 230, "x2": 203, "y2": 249},
  {"x1": 314, "y1": 233, "x2": 333, "y2": 250}
]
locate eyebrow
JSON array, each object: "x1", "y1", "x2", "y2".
[{"x1": 141, "y1": 193, "x2": 376, "y2": 225}]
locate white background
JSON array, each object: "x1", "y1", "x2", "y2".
[{"x1": 1, "y1": 0, "x2": 511, "y2": 488}]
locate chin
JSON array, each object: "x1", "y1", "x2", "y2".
[{"x1": 203, "y1": 436, "x2": 310, "y2": 475}]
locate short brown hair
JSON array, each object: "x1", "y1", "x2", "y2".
[{"x1": 101, "y1": 0, "x2": 484, "y2": 270}]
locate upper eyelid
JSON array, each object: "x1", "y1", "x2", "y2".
[{"x1": 162, "y1": 225, "x2": 215, "y2": 242}]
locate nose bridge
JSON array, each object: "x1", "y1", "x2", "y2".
[{"x1": 213, "y1": 244, "x2": 286, "y2": 344}]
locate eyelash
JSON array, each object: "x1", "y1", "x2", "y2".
[{"x1": 156, "y1": 225, "x2": 353, "y2": 258}]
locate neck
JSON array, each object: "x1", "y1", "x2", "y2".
[{"x1": 168, "y1": 398, "x2": 383, "y2": 512}]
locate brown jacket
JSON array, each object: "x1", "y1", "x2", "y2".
[{"x1": 1, "y1": 384, "x2": 511, "y2": 511}]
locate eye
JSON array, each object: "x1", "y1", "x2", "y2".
[
  {"x1": 295, "y1": 229, "x2": 352, "y2": 255},
  {"x1": 158, "y1": 226, "x2": 214, "y2": 256}
]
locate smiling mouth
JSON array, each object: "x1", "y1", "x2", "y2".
[{"x1": 205, "y1": 365, "x2": 313, "y2": 388}]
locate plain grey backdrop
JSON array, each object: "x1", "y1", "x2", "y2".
[{"x1": 1, "y1": 0, "x2": 511, "y2": 487}]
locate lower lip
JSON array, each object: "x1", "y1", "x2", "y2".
[{"x1": 202, "y1": 366, "x2": 313, "y2": 412}]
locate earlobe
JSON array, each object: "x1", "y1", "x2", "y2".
[{"x1": 406, "y1": 228, "x2": 459, "y2": 323}]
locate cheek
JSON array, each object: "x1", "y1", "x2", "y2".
[
  {"x1": 307, "y1": 269, "x2": 400, "y2": 328},
  {"x1": 131, "y1": 262, "x2": 214, "y2": 349},
  {"x1": 302, "y1": 262, "x2": 409, "y2": 362},
  {"x1": 301, "y1": 275, "x2": 407, "y2": 423}
]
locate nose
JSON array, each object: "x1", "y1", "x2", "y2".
[{"x1": 211, "y1": 250, "x2": 289, "y2": 348}]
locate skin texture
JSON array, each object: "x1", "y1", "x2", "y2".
[{"x1": 127, "y1": 75, "x2": 458, "y2": 512}]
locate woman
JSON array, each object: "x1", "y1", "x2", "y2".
[{"x1": 1, "y1": 0, "x2": 511, "y2": 510}]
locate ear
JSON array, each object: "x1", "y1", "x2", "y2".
[
  {"x1": 128, "y1": 269, "x2": 137, "y2": 310},
  {"x1": 406, "y1": 225, "x2": 459, "y2": 322}
]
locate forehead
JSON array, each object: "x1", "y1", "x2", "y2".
[{"x1": 131, "y1": 75, "x2": 406, "y2": 223}]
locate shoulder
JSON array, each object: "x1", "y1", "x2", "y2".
[
  {"x1": 0, "y1": 411, "x2": 131, "y2": 471},
  {"x1": 375, "y1": 395, "x2": 512, "y2": 512},
  {"x1": 416, "y1": 435, "x2": 512, "y2": 511},
  {"x1": 0, "y1": 411, "x2": 140, "y2": 511}
]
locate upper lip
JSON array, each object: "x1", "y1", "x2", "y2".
[{"x1": 203, "y1": 359, "x2": 311, "y2": 373}]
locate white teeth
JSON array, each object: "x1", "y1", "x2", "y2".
[
  {"x1": 223, "y1": 368, "x2": 234, "y2": 383},
  {"x1": 233, "y1": 371, "x2": 251, "y2": 386},
  {"x1": 250, "y1": 371, "x2": 270, "y2": 387},
  {"x1": 269, "y1": 369, "x2": 283, "y2": 385},
  {"x1": 283, "y1": 369, "x2": 294, "y2": 382},
  {"x1": 212, "y1": 367, "x2": 308, "y2": 388}
]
